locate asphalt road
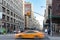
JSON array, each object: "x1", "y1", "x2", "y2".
[
  {"x1": 0, "y1": 34, "x2": 15, "y2": 40},
  {"x1": 0, "y1": 34, "x2": 50, "y2": 40},
  {"x1": 15, "y1": 37, "x2": 50, "y2": 40}
]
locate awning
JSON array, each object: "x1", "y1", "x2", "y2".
[
  {"x1": 52, "y1": 16, "x2": 60, "y2": 18},
  {"x1": 48, "y1": 15, "x2": 60, "y2": 18}
]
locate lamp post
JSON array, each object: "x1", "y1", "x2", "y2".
[{"x1": 49, "y1": 6, "x2": 52, "y2": 36}]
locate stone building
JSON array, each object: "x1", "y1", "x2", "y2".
[{"x1": 0, "y1": 0, "x2": 24, "y2": 33}]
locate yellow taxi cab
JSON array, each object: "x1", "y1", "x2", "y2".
[{"x1": 15, "y1": 30, "x2": 45, "y2": 39}]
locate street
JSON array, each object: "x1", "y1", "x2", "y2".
[
  {"x1": 1, "y1": 33, "x2": 60, "y2": 40},
  {"x1": 0, "y1": 34, "x2": 50, "y2": 40},
  {"x1": 0, "y1": 34, "x2": 15, "y2": 40},
  {"x1": 0, "y1": 0, "x2": 60, "y2": 40}
]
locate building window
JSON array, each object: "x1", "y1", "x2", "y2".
[
  {"x1": 3, "y1": 23, "x2": 6, "y2": 28},
  {"x1": 14, "y1": 14, "x2": 15, "y2": 17},
  {"x1": 14, "y1": 25, "x2": 15, "y2": 30},
  {"x1": 11, "y1": 12, "x2": 13, "y2": 16},
  {"x1": 7, "y1": 10, "x2": 9, "y2": 14},
  {"x1": 7, "y1": 23, "x2": 10, "y2": 33},
  {"x1": 2, "y1": 7, "x2": 5, "y2": 12},
  {"x1": 7, "y1": 16, "x2": 9, "y2": 21},
  {"x1": 11, "y1": 24, "x2": 13, "y2": 30},
  {"x1": 11, "y1": 18, "x2": 13, "y2": 22},
  {"x1": 16, "y1": 15, "x2": 17, "y2": 18},
  {"x1": 2, "y1": 0, "x2": 6, "y2": 6},
  {"x1": 58, "y1": 4, "x2": 60, "y2": 9},
  {"x1": 11, "y1": 24, "x2": 13, "y2": 27},
  {"x1": 14, "y1": 19, "x2": 15, "y2": 23},
  {"x1": 2, "y1": 14, "x2": 5, "y2": 20}
]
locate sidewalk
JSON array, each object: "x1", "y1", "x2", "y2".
[
  {"x1": 52, "y1": 32, "x2": 60, "y2": 37},
  {"x1": 0, "y1": 34, "x2": 15, "y2": 36},
  {"x1": 48, "y1": 35, "x2": 60, "y2": 40},
  {"x1": 45, "y1": 33, "x2": 60, "y2": 40}
]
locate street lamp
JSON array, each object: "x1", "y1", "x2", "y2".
[{"x1": 49, "y1": 6, "x2": 52, "y2": 36}]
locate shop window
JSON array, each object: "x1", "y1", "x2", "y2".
[
  {"x1": 11, "y1": 18, "x2": 13, "y2": 22},
  {"x1": 11, "y1": 12, "x2": 13, "y2": 16}
]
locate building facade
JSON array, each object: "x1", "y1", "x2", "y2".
[
  {"x1": 24, "y1": 2, "x2": 40, "y2": 30},
  {"x1": 44, "y1": 0, "x2": 60, "y2": 36},
  {"x1": 0, "y1": 0, "x2": 24, "y2": 33},
  {"x1": 24, "y1": 2, "x2": 33, "y2": 28}
]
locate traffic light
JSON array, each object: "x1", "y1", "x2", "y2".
[{"x1": 26, "y1": 11, "x2": 31, "y2": 16}]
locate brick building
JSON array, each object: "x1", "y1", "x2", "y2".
[{"x1": 44, "y1": 0, "x2": 60, "y2": 36}]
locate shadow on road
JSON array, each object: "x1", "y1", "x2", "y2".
[{"x1": 15, "y1": 37, "x2": 50, "y2": 40}]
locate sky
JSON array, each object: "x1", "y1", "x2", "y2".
[{"x1": 25, "y1": 0, "x2": 46, "y2": 27}]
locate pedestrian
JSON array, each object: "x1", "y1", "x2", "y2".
[{"x1": 48, "y1": 30, "x2": 50, "y2": 35}]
